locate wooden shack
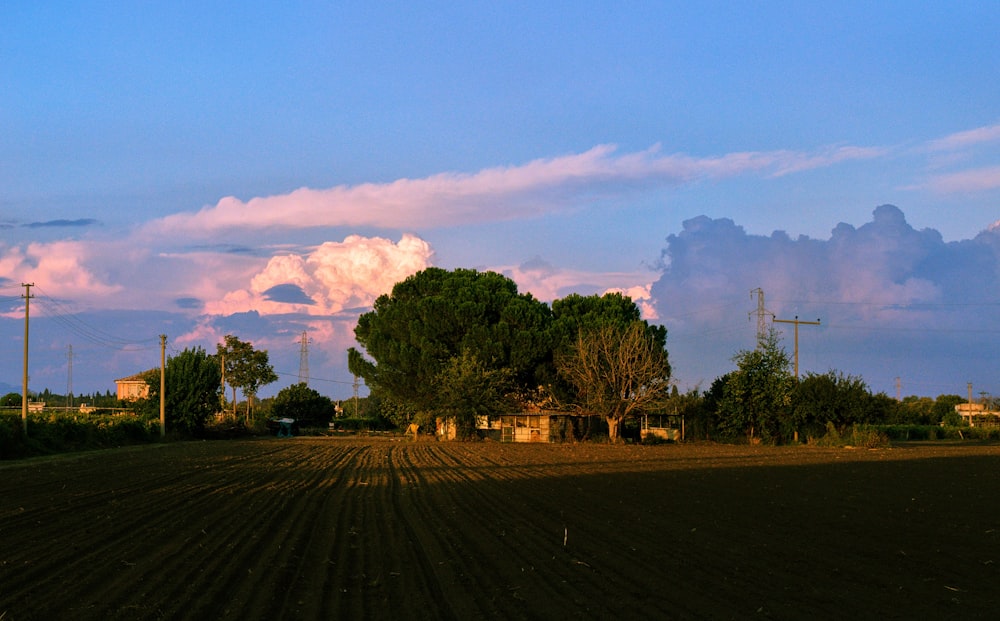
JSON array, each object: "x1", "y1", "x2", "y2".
[{"x1": 489, "y1": 411, "x2": 603, "y2": 443}]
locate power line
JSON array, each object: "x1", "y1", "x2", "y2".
[{"x1": 30, "y1": 286, "x2": 159, "y2": 350}]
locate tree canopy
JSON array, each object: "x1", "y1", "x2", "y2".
[
  {"x1": 716, "y1": 329, "x2": 794, "y2": 442},
  {"x1": 270, "y1": 383, "x2": 334, "y2": 427},
  {"x1": 349, "y1": 268, "x2": 552, "y2": 415},
  {"x1": 790, "y1": 371, "x2": 872, "y2": 436},
  {"x1": 349, "y1": 268, "x2": 669, "y2": 439},
  {"x1": 145, "y1": 347, "x2": 221, "y2": 436},
  {"x1": 217, "y1": 335, "x2": 278, "y2": 422},
  {"x1": 555, "y1": 321, "x2": 671, "y2": 442}
]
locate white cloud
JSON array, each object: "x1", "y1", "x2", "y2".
[
  {"x1": 927, "y1": 123, "x2": 1000, "y2": 151},
  {"x1": 498, "y1": 255, "x2": 659, "y2": 310},
  {"x1": 143, "y1": 143, "x2": 885, "y2": 236},
  {"x1": 926, "y1": 165, "x2": 1000, "y2": 193},
  {"x1": 204, "y1": 234, "x2": 435, "y2": 317},
  {"x1": 603, "y1": 284, "x2": 659, "y2": 320},
  {"x1": 0, "y1": 240, "x2": 121, "y2": 300}
]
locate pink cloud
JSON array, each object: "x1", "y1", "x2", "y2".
[
  {"x1": 204, "y1": 234, "x2": 434, "y2": 317},
  {"x1": 926, "y1": 165, "x2": 1000, "y2": 193},
  {"x1": 0, "y1": 240, "x2": 121, "y2": 301},
  {"x1": 144, "y1": 143, "x2": 885, "y2": 236},
  {"x1": 927, "y1": 123, "x2": 1000, "y2": 151}
]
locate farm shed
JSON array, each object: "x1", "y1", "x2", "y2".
[
  {"x1": 641, "y1": 413, "x2": 683, "y2": 442},
  {"x1": 489, "y1": 412, "x2": 603, "y2": 443}
]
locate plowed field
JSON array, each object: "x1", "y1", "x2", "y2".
[{"x1": 2, "y1": 438, "x2": 999, "y2": 620}]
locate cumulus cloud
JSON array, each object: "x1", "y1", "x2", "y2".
[
  {"x1": 204, "y1": 234, "x2": 435, "y2": 317},
  {"x1": 498, "y1": 255, "x2": 659, "y2": 312},
  {"x1": 603, "y1": 284, "x2": 659, "y2": 320},
  {"x1": 143, "y1": 143, "x2": 884, "y2": 236},
  {"x1": 651, "y1": 205, "x2": 1000, "y2": 393},
  {"x1": 0, "y1": 240, "x2": 121, "y2": 299}
]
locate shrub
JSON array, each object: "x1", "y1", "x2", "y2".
[
  {"x1": 1, "y1": 412, "x2": 160, "y2": 460},
  {"x1": 811, "y1": 422, "x2": 889, "y2": 448}
]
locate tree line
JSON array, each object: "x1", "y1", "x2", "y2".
[
  {"x1": 5, "y1": 267, "x2": 977, "y2": 444},
  {"x1": 349, "y1": 267, "x2": 671, "y2": 441},
  {"x1": 349, "y1": 268, "x2": 975, "y2": 443}
]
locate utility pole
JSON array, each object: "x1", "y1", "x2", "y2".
[
  {"x1": 772, "y1": 315, "x2": 821, "y2": 378},
  {"x1": 353, "y1": 374, "x2": 360, "y2": 417},
  {"x1": 895, "y1": 376, "x2": 901, "y2": 402},
  {"x1": 749, "y1": 288, "x2": 773, "y2": 347},
  {"x1": 67, "y1": 345, "x2": 74, "y2": 410},
  {"x1": 298, "y1": 331, "x2": 310, "y2": 386},
  {"x1": 160, "y1": 334, "x2": 167, "y2": 438},
  {"x1": 21, "y1": 283, "x2": 34, "y2": 435},
  {"x1": 220, "y1": 352, "x2": 226, "y2": 410}
]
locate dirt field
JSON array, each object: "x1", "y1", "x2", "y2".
[{"x1": 1, "y1": 438, "x2": 999, "y2": 620}]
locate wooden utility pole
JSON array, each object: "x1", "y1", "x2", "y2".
[
  {"x1": 21, "y1": 283, "x2": 34, "y2": 435},
  {"x1": 160, "y1": 334, "x2": 167, "y2": 438},
  {"x1": 772, "y1": 315, "x2": 820, "y2": 378}
]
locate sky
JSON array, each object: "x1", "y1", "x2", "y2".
[{"x1": 2, "y1": 2, "x2": 999, "y2": 403}]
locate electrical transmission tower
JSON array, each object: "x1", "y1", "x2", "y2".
[
  {"x1": 749, "y1": 287, "x2": 774, "y2": 347},
  {"x1": 298, "y1": 331, "x2": 311, "y2": 386}
]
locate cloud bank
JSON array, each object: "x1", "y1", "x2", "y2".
[{"x1": 652, "y1": 205, "x2": 1000, "y2": 394}]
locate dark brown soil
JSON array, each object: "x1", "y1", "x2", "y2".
[{"x1": 2, "y1": 438, "x2": 999, "y2": 620}]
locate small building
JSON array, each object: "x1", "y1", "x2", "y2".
[
  {"x1": 489, "y1": 411, "x2": 604, "y2": 443},
  {"x1": 115, "y1": 370, "x2": 156, "y2": 401},
  {"x1": 955, "y1": 403, "x2": 1000, "y2": 428},
  {"x1": 641, "y1": 413, "x2": 683, "y2": 442}
]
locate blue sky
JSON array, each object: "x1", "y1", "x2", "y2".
[{"x1": 2, "y1": 2, "x2": 999, "y2": 401}]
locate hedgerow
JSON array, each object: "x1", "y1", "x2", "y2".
[{"x1": 0, "y1": 412, "x2": 160, "y2": 459}]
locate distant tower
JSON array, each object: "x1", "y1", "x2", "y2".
[
  {"x1": 298, "y1": 331, "x2": 310, "y2": 386},
  {"x1": 749, "y1": 288, "x2": 773, "y2": 347}
]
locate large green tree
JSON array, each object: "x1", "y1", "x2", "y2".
[
  {"x1": 348, "y1": 268, "x2": 551, "y2": 415},
  {"x1": 434, "y1": 350, "x2": 517, "y2": 437},
  {"x1": 789, "y1": 371, "x2": 872, "y2": 438},
  {"x1": 555, "y1": 321, "x2": 671, "y2": 442},
  {"x1": 217, "y1": 335, "x2": 278, "y2": 422},
  {"x1": 270, "y1": 383, "x2": 334, "y2": 427},
  {"x1": 145, "y1": 347, "x2": 221, "y2": 435},
  {"x1": 717, "y1": 329, "x2": 794, "y2": 443},
  {"x1": 546, "y1": 292, "x2": 667, "y2": 403}
]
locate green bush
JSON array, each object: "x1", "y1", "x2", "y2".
[
  {"x1": 0, "y1": 413, "x2": 30, "y2": 459},
  {"x1": 811, "y1": 422, "x2": 889, "y2": 448},
  {"x1": 1, "y1": 412, "x2": 160, "y2": 459}
]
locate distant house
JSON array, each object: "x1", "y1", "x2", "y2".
[
  {"x1": 955, "y1": 402, "x2": 1000, "y2": 428},
  {"x1": 115, "y1": 370, "x2": 156, "y2": 401}
]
